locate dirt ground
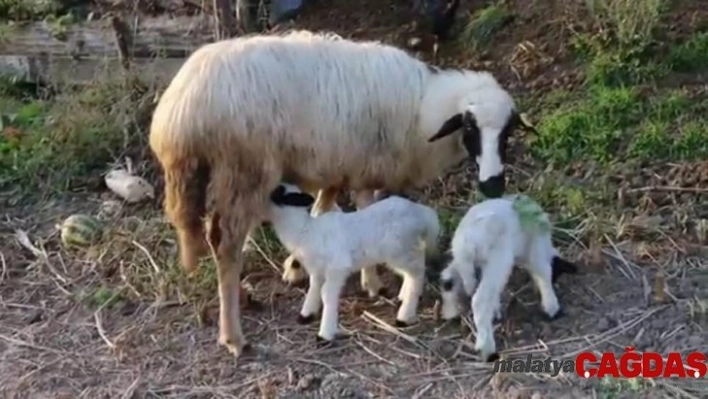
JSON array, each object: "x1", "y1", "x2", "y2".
[{"x1": 1, "y1": 0, "x2": 707, "y2": 398}]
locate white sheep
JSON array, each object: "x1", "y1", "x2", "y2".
[
  {"x1": 267, "y1": 183, "x2": 441, "y2": 341},
  {"x1": 438, "y1": 195, "x2": 578, "y2": 362},
  {"x1": 149, "y1": 29, "x2": 534, "y2": 357}
]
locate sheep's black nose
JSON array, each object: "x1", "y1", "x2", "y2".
[{"x1": 479, "y1": 174, "x2": 505, "y2": 199}]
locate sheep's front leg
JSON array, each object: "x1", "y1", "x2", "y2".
[
  {"x1": 317, "y1": 270, "x2": 348, "y2": 341},
  {"x1": 297, "y1": 272, "x2": 325, "y2": 324},
  {"x1": 354, "y1": 190, "x2": 386, "y2": 297},
  {"x1": 471, "y1": 252, "x2": 514, "y2": 363},
  {"x1": 282, "y1": 188, "x2": 340, "y2": 285}
]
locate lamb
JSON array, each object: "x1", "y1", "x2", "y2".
[
  {"x1": 149, "y1": 29, "x2": 534, "y2": 357},
  {"x1": 437, "y1": 195, "x2": 578, "y2": 362},
  {"x1": 268, "y1": 183, "x2": 441, "y2": 341}
]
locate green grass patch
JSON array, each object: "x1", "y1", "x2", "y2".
[
  {"x1": 668, "y1": 32, "x2": 708, "y2": 73},
  {"x1": 458, "y1": 4, "x2": 512, "y2": 52},
  {"x1": 532, "y1": 86, "x2": 707, "y2": 165},
  {"x1": 0, "y1": 77, "x2": 147, "y2": 200}
]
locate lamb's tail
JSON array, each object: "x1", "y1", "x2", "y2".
[
  {"x1": 421, "y1": 209, "x2": 442, "y2": 261},
  {"x1": 161, "y1": 156, "x2": 212, "y2": 272},
  {"x1": 551, "y1": 256, "x2": 578, "y2": 283}
]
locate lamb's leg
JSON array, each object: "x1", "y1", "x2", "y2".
[
  {"x1": 525, "y1": 241, "x2": 561, "y2": 320},
  {"x1": 297, "y1": 272, "x2": 325, "y2": 324},
  {"x1": 439, "y1": 262, "x2": 464, "y2": 320},
  {"x1": 354, "y1": 190, "x2": 386, "y2": 298},
  {"x1": 471, "y1": 251, "x2": 514, "y2": 363},
  {"x1": 317, "y1": 270, "x2": 348, "y2": 341},
  {"x1": 397, "y1": 274, "x2": 410, "y2": 302},
  {"x1": 393, "y1": 257, "x2": 426, "y2": 326},
  {"x1": 282, "y1": 187, "x2": 340, "y2": 285}
]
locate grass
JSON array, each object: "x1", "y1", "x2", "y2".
[
  {"x1": 458, "y1": 3, "x2": 512, "y2": 52},
  {"x1": 531, "y1": 0, "x2": 708, "y2": 167},
  {"x1": 0, "y1": 76, "x2": 151, "y2": 203}
]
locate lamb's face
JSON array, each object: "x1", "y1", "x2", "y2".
[
  {"x1": 270, "y1": 183, "x2": 316, "y2": 208},
  {"x1": 427, "y1": 101, "x2": 534, "y2": 199}
]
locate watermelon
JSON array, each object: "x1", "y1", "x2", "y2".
[{"x1": 60, "y1": 214, "x2": 103, "y2": 248}]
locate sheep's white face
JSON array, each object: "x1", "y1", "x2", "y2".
[{"x1": 428, "y1": 104, "x2": 520, "y2": 199}]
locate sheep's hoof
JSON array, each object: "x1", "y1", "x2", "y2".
[
  {"x1": 297, "y1": 314, "x2": 316, "y2": 325},
  {"x1": 485, "y1": 352, "x2": 500, "y2": 363},
  {"x1": 543, "y1": 307, "x2": 565, "y2": 322}
]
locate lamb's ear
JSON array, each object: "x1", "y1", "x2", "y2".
[
  {"x1": 428, "y1": 113, "x2": 463, "y2": 142},
  {"x1": 270, "y1": 185, "x2": 287, "y2": 204},
  {"x1": 282, "y1": 193, "x2": 316, "y2": 208}
]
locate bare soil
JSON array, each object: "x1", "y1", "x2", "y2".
[{"x1": 1, "y1": 0, "x2": 707, "y2": 398}]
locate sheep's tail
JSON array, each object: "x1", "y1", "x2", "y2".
[
  {"x1": 162, "y1": 156, "x2": 212, "y2": 271},
  {"x1": 551, "y1": 256, "x2": 578, "y2": 283}
]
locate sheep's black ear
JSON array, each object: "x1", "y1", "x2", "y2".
[
  {"x1": 282, "y1": 193, "x2": 316, "y2": 208},
  {"x1": 428, "y1": 113, "x2": 463, "y2": 142},
  {"x1": 270, "y1": 185, "x2": 287, "y2": 204},
  {"x1": 461, "y1": 110, "x2": 481, "y2": 157}
]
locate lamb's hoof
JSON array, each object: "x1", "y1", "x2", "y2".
[
  {"x1": 297, "y1": 314, "x2": 316, "y2": 325},
  {"x1": 314, "y1": 335, "x2": 339, "y2": 348},
  {"x1": 442, "y1": 315, "x2": 461, "y2": 324},
  {"x1": 543, "y1": 307, "x2": 565, "y2": 322},
  {"x1": 394, "y1": 319, "x2": 417, "y2": 328},
  {"x1": 493, "y1": 310, "x2": 503, "y2": 323},
  {"x1": 485, "y1": 352, "x2": 500, "y2": 363}
]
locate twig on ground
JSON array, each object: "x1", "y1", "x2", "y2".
[
  {"x1": 94, "y1": 310, "x2": 116, "y2": 350},
  {"x1": 627, "y1": 186, "x2": 708, "y2": 194},
  {"x1": 0, "y1": 251, "x2": 6, "y2": 284},
  {"x1": 120, "y1": 377, "x2": 140, "y2": 399},
  {"x1": 132, "y1": 240, "x2": 161, "y2": 274}
]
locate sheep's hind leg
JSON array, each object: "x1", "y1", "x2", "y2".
[
  {"x1": 471, "y1": 251, "x2": 514, "y2": 363},
  {"x1": 354, "y1": 190, "x2": 386, "y2": 298},
  {"x1": 526, "y1": 242, "x2": 561, "y2": 320},
  {"x1": 207, "y1": 166, "x2": 271, "y2": 358},
  {"x1": 282, "y1": 187, "x2": 340, "y2": 286},
  {"x1": 207, "y1": 209, "x2": 255, "y2": 358},
  {"x1": 393, "y1": 257, "x2": 426, "y2": 327}
]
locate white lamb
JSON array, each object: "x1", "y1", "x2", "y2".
[
  {"x1": 438, "y1": 195, "x2": 578, "y2": 362},
  {"x1": 268, "y1": 183, "x2": 441, "y2": 341}
]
